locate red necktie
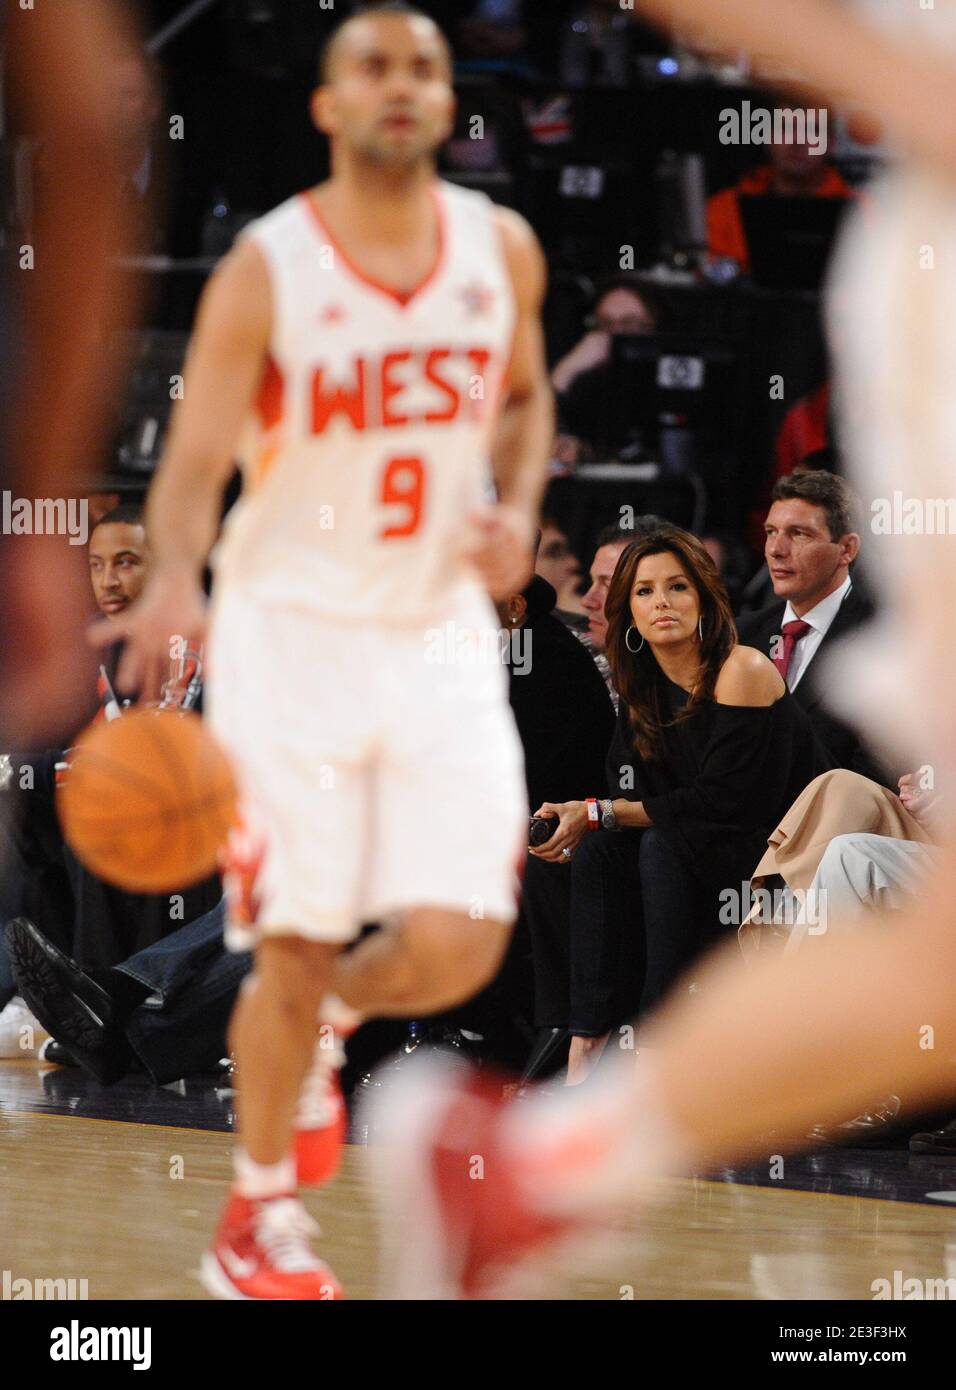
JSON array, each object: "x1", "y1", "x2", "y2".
[{"x1": 773, "y1": 618, "x2": 812, "y2": 682}]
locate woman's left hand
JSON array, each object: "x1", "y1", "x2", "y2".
[{"x1": 530, "y1": 800, "x2": 590, "y2": 863}]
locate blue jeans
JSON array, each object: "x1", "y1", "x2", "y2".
[{"x1": 115, "y1": 898, "x2": 252, "y2": 1085}]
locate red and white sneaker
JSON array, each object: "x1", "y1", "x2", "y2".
[
  {"x1": 199, "y1": 1193, "x2": 344, "y2": 1300},
  {"x1": 363, "y1": 1053, "x2": 578, "y2": 1299}
]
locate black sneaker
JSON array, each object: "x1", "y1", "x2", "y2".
[{"x1": 38, "y1": 1037, "x2": 80, "y2": 1067}]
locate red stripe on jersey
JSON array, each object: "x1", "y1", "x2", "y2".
[
  {"x1": 300, "y1": 185, "x2": 448, "y2": 309},
  {"x1": 256, "y1": 353, "x2": 285, "y2": 431}
]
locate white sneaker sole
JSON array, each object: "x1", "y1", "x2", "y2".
[
  {"x1": 197, "y1": 1251, "x2": 256, "y2": 1300},
  {"x1": 197, "y1": 1249, "x2": 342, "y2": 1301}
]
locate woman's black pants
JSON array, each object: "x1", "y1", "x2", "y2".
[{"x1": 568, "y1": 827, "x2": 722, "y2": 1037}]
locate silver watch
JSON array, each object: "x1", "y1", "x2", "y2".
[{"x1": 601, "y1": 798, "x2": 618, "y2": 831}]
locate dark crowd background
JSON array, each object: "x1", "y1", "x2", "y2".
[{"x1": 1, "y1": 0, "x2": 881, "y2": 578}]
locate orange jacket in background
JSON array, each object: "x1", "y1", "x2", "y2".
[{"x1": 707, "y1": 164, "x2": 857, "y2": 270}]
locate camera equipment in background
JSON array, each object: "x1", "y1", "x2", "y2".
[
  {"x1": 527, "y1": 154, "x2": 653, "y2": 273},
  {"x1": 655, "y1": 148, "x2": 708, "y2": 271},
  {"x1": 604, "y1": 332, "x2": 740, "y2": 472}
]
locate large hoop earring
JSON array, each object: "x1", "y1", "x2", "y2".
[
  {"x1": 698, "y1": 617, "x2": 703, "y2": 640},
  {"x1": 625, "y1": 626, "x2": 645, "y2": 653}
]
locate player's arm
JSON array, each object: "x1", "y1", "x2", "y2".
[
  {"x1": 145, "y1": 238, "x2": 271, "y2": 573},
  {"x1": 1, "y1": 0, "x2": 143, "y2": 743},
  {"x1": 634, "y1": 0, "x2": 956, "y2": 182},
  {"x1": 492, "y1": 207, "x2": 554, "y2": 524},
  {"x1": 92, "y1": 238, "x2": 272, "y2": 693},
  {"x1": 464, "y1": 209, "x2": 553, "y2": 600},
  {"x1": 8, "y1": 0, "x2": 141, "y2": 500}
]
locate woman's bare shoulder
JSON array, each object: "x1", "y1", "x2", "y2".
[{"x1": 714, "y1": 645, "x2": 786, "y2": 707}]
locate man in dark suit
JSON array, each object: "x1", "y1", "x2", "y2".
[{"x1": 737, "y1": 469, "x2": 892, "y2": 787}]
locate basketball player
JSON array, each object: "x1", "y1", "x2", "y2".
[
  {"x1": 360, "y1": 0, "x2": 956, "y2": 1298},
  {"x1": 96, "y1": 2, "x2": 552, "y2": 1298}
]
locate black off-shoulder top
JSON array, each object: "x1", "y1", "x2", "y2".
[{"x1": 606, "y1": 672, "x2": 835, "y2": 893}]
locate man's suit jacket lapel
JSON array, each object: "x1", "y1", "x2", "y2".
[
  {"x1": 792, "y1": 586, "x2": 872, "y2": 713},
  {"x1": 741, "y1": 586, "x2": 871, "y2": 713}
]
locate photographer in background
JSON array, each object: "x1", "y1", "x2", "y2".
[{"x1": 551, "y1": 279, "x2": 659, "y2": 468}]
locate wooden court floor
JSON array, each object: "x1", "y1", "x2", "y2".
[{"x1": 3, "y1": 1058, "x2": 956, "y2": 1299}]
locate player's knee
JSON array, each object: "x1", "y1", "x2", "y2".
[
  {"x1": 256, "y1": 937, "x2": 337, "y2": 1013},
  {"x1": 403, "y1": 912, "x2": 512, "y2": 1008}
]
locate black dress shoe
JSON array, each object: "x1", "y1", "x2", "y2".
[
  {"x1": 909, "y1": 1115, "x2": 956, "y2": 1155},
  {"x1": 807, "y1": 1094, "x2": 903, "y2": 1147},
  {"x1": 4, "y1": 918, "x2": 129, "y2": 1085}
]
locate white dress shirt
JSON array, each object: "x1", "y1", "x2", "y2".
[{"x1": 781, "y1": 575, "x2": 853, "y2": 691}]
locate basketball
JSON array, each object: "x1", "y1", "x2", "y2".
[{"x1": 57, "y1": 708, "x2": 239, "y2": 893}]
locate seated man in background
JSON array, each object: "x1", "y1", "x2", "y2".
[
  {"x1": 89, "y1": 501, "x2": 151, "y2": 635},
  {"x1": 0, "y1": 502, "x2": 154, "y2": 1042},
  {"x1": 577, "y1": 523, "x2": 631, "y2": 705},
  {"x1": 707, "y1": 135, "x2": 857, "y2": 272},
  {"x1": 736, "y1": 469, "x2": 891, "y2": 786},
  {"x1": 0, "y1": 501, "x2": 221, "y2": 1063}
]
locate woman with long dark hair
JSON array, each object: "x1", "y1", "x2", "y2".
[{"x1": 532, "y1": 524, "x2": 832, "y2": 1076}]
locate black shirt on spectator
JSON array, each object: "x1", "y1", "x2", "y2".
[{"x1": 607, "y1": 674, "x2": 834, "y2": 898}]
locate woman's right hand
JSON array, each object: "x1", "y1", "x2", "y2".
[{"x1": 529, "y1": 800, "x2": 590, "y2": 863}]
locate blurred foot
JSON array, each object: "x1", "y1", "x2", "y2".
[{"x1": 363, "y1": 1052, "x2": 578, "y2": 1298}]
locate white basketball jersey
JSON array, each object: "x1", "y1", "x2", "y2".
[{"x1": 212, "y1": 180, "x2": 516, "y2": 622}]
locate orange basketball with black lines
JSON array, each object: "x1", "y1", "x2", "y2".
[{"x1": 57, "y1": 708, "x2": 239, "y2": 893}]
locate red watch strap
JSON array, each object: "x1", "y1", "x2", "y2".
[{"x1": 585, "y1": 797, "x2": 600, "y2": 830}]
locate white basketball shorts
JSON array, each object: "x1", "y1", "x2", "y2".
[{"x1": 205, "y1": 581, "x2": 528, "y2": 946}]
